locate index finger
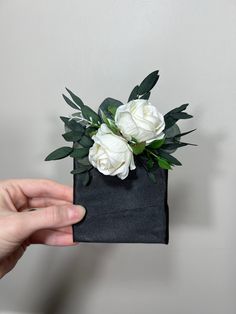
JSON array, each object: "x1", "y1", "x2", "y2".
[{"x1": 6, "y1": 179, "x2": 73, "y2": 202}]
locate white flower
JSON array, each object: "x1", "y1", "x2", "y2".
[
  {"x1": 88, "y1": 124, "x2": 136, "y2": 179},
  {"x1": 115, "y1": 99, "x2": 165, "y2": 143}
]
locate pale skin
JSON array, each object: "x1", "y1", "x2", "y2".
[{"x1": 0, "y1": 179, "x2": 86, "y2": 279}]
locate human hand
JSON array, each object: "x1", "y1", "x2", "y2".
[{"x1": 0, "y1": 179, "x2": 86, "y2": 279}]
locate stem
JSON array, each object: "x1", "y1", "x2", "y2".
[{"x1": 145, "y1": 148, "x2": 159, "y2": 160}]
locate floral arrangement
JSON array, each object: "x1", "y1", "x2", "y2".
[{"x1": 45, "y1": 70, "x2": 196, "y2": 185}]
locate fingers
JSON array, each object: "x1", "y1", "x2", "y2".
[
  {"x1": 8, "y1": 204, "x2": 86, "y2": 242},
  {"x1": 5, "y1": 179, "x2": 73, "y2": 202},
  {"x1": 26, "y1": 197, "x2": 72, "y2": 210},
  {"x1": 29, "y1": 229, "x2": 77, "y2": 246}
]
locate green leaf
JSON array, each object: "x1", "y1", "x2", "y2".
[
  {"x1": 164, "y1": 123, "x2": 180, "y2": 138},
  {"x1": 164, "y1": 115, "x2": 177, "y2": 129},
  {"x1": 80, "y1": 105, "x2": 101, "y2": 125},
  {"x1": 147, "y1": 171, "x2": 157, "y2": 183},
  {"x1": 140, "y1": 91, "x2": 151, "y2": 100},
  {"x1": 60, "y1": 116, "x2": 85, "y2": 132},
  {"x1": 157, "y1": 156, "x2": 172, "y2": 170},
  {"x1": 161, "y1": 142, "x2": 195, "y2": 150},
  {"x1": 99, "y1": 98, "x2": 123, "y2": 118},
  {"x1": 161, "y1": 142, "x2": 188, "y2": 150},
  {"x1": 107, "y1": 105, "x2": 118, "y2": 117},
  {"x1": 171, "y1": 112, "x2": 193, "y2": 119},
  {"x1": 128, "y1": 85, "x2": 139, "y2": 102},
  {"x1": 100, "y1": 110, "x2": 109, "y2": 124},
  {"x1": 158, "y1": 150, "x2": 182, "y2": 166},
  {"x1": 167, "y1": 104, "x2": 189, "y2": 114},
  {"x1": 45, "y1": 146, "x2": 73, "y2": 161},
  {"x1": 65, "y1": 88, "x2": 85, "y2": 109},
  {"x1": 62, "y1": 94, "x2": 79, "y2": 110},
  {"x1": 99, "y1": 110, "x2": 119, "y2": 134},
  {"x1": 138, "y1": 70, "x2": 159, "y2": 95},
  {"x1": 85, "y1": 126, "x2": 98, "y2": 137},
  {"x1": 70, "y1": 147, "x2": 89, "y2": 158},
  {"x1": 79, "y1": 135, "x2": 94, "y2": 148},
  {"x1": 62, "y1": 131, "x2": 83, "y2": 142},
  {"x1": 71, "y1": 164, "x2": 92, "y2": 174},
  {"x1": 147, "y1": 138, "x2": 165, "y2": 149},
  {"x1": 131, "y1": 142, "x2": 146, "y2": 155},
  {"x1": 65, "y1": 88, "x2": 101, "y2": 125},
  {"x1": 174, "y1": 128, "x2": 196, "y2": 139},
  {"x1": 146, "y1": 159, "x2": 154, "y2": 170},
  {"x1": 164, "y1": 104, "x2": 192, "y2": 129}
]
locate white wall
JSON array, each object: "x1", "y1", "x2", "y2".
[{"x1": 0, "y1": 0, "x2": 235, "y2": 313}]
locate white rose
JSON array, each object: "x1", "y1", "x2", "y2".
[
  {"x1": 88, "y1": 124, "x2": 136, "y2": 180},
  {"x1": 115, "y1": 99, "x2": 165, "y2": 143}
]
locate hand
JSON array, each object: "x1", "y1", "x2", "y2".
[{"x1": 0, "y1": 179, "x2": 86, "y2": 279}]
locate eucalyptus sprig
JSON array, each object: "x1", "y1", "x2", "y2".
[{"x1": 45, "y1": 70, "x2": 196, "y2": 186}]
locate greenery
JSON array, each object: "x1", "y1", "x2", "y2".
[{"x1": 45, "y1": 70, "x2": 196, "y2": 185}]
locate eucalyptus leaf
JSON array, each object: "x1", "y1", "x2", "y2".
[
  {"x1": 174, "y1": 128, "x2": 196, "y2": 139},
  {"x1": 107, "y1": 105, "x2": 118, "y2": 117},
  {"x1": 158, "y1": 150, "x2": 182, "y2": 166},
  {"x1": 79, "y1": 135, "x2": 94, "y2": 148},
  {"x1": 140, "y1": 91, "x2": 151, "y2": 100},
  {"x1": 99, "y1": 98, "x2": 123, "y2": 118},
  {"x1": 164, "y1": 104, "x2": 192, "y2": 130},
  {"x1": 70, "y1": 164, "x2": 92, "y2": 174},
  {"x1": 164, "y1": 124, "x2": 180, "y2": 138},
  {"x1": 70, "y1": 147, "x2": 89, "y2": 158},
  {"x1": 164, "y1": 115, "x2": 177, "y2": 129},
  {"x1": 128, "y1": 85, "x2": 139, "y2": 102},
  {"x1": 138, "y1": 70, "x2": 159, "y2": 95},
  {"x1": 167, "y1": 103, "x2": 189, "y2": 114},
  {"x1": 147, "y1": 138, "x2": 165, "y2": 149},
  {"x1": 85, "y1": 126, "x2": 98, "y2": 137},
  {"x1": 60, "y1": 116, "x2": 85, "y2": 132},
  {"x1": 157, "y1": 156, "x2": 172, "y2": 170},
  {"x1": 62, "y1": 94, "x2": 79, "y2": 110},
  {"x1": 99, "y1": 110, "x2": 119, "y2": 134},
  {"x1": 62, "y1": 130, "x2": 83, "y2": 142},
  {"x1": 45, "y1": 146, "x2": 73, "y2": 161},
  {"x1": 62, "y1": 131, "x2": 83, "y2": 142},
  {"x1": 161, "y1": 142, "x2": 189, "y2": 150},
  {"x1": 80, "y1": 105, "x2": 101, "y2": 125},
  {"x1": 65, "y1": 88, "x2": 85, "y2": 109},
  {"x1": 171, "y1": 112, "x2": 193, "y2": 119}
]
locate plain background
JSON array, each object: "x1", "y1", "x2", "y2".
[{"x1": 0, "y1": 0, "x2": 235, "y2": 313}]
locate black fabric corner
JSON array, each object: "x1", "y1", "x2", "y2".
[{"x1": 72, "y1": 159, "x2": 169, "y2": 244}]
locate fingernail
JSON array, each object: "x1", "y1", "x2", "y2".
[{"x1": 68, "y1": 205, "x2": 86, "y2": 220}]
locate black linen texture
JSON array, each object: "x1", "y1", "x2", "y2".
[{"x1": 72, "y1": 159, "x2": 169, "y2": 244}]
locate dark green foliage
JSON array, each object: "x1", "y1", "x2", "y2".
[
  {"x1": 45, "y1": 146, "x2": 73, "y2": 161},
  {"x1": 128, "y1": 71, "x2": 159, "y2": 101},
  {"x1": 131, "y1": 142, "x2": 146, "y2": 155},
  {"x1": 62, "y1": 131, "x2": 83, "y2": 142},
  {"x1": 138, "y1": 70, "x2": 159, "y2": 95},
  {"x1": 70, "y1": 147, "x2": 89, "y2": 159},
  {"x1": 99, "y1": 98, "x2": 123, "y2": 119},
  {"x1": 79, "y1": 135, "x2": 94, "y2": 148}
]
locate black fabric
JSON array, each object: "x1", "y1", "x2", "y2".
[{"x1": 72, "y1": 159, "x2": 169, "y2": 244}]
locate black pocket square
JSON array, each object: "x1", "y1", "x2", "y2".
[{"x1": 72, "y1": 159, "x2": 169, "y2": 244}]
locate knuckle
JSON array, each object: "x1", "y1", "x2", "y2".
[{"x1": 45, "y1": 206, "x2": 60, "y2": 224}]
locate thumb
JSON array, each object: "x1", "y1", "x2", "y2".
[{"x1": 11, "y1": 204, "x2": 86, "y2": 241}]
